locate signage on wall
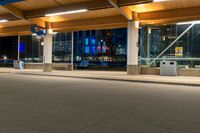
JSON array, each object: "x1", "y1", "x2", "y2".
[
  {"x1": 175, "y1": 47, "x2": 183, "y2": 57},
  {"x1": 31, "y1": 25, "x2": 46, "y2": 36}
]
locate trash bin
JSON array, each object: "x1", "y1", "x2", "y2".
[
  {"x1": 160, "y1": 61, "x2": 178, "y2": 76},
  {"x1": 14, "y1": 61, "x2": 24, "y2": 69}
]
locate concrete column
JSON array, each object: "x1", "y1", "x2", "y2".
[
  {"x1": 147, "y1": 28, "x2": 151, "y2": 65},
  {"x1": 127, "y1": 21, "x2": 140, "y2": 75},
  {"x1": 17, "y1": 35, "x2": 20, "y2": 61},
  {"x1": 43, "y1": 33, "x2": 53, "y2": 72},
  {"x1": 71, "y1": 31, "x2": 74, "y2": 70}
]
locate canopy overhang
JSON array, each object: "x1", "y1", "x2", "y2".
[{"x1": 0, "y1": 0, "x2": 200, "y2": 36}]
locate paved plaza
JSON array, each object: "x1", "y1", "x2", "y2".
[{"x1": 0, "y1": 72, "x2": 200, "y2": 133}]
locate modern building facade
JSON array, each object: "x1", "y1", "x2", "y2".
[{"x1": 0, "y1": 28, "x2": 127, "y2": 70}]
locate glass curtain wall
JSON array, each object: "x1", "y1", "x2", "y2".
[
  {"x1": 20, "y1": 35, "x2": 43, "y2": 63},
  {"x1": 0, "y1": 28, "x2": 127, "y2": 70},
  {"x1": 0, "y1": 36, "x2": 18, "y2": 67},
  {"x1": 52, "y1": 32, "x2": 72, "y2": 63},
  {"x1": 140, "y1": 23, "x2": 200, "y2": 68},
  {"x1": 74, "y1": 28, "x2": 127, "y2": 70}
]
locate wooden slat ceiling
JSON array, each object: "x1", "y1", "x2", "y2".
[
  {"x1": 129, "y1": 0, "x2": 200, "y2": 25},
  {"x1": 12, "y1": 0, "x2": 94, "y2": 10},
  {"x1": 1, "y1": 0, "x2": 200, "y2": 36},
  {"x1": 0, "y1": 19, "x2": 32, "y2": 28},
  {"x1": 129, "y1": 0, "x2": 200, "y2": 13},
  {"x1": 42, "y1": 8, "x2": 121, "y2": 22},
  {"x1": 0, "y1": 6, "x2": 10, "y2": 14}
]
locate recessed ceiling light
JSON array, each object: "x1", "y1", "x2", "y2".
[
  {"x1": 0, "y1": 19, "x2": 8, "y2": 23},
  {"x1": 153, "y1": 0, "x2": 170, "y2": 2},
  {"x1": 45, "y1": 9, "x2": 88, "y2": 17}
]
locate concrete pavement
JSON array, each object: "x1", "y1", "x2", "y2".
[{"x1": 0, "y1": 73, "x2": 200, "y2": 133}]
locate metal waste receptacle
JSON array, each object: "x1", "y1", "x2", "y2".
[
  {"x1": 160, "y1": 61, "x2": 178, "y2": 76},
  {"x1": 14, "y1": 61, "x2": 24, "y2": 69}
]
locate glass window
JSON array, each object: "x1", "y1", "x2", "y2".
[
  {"x1": 0, "y1": 36, "x2": 18, "y2": 67},
  {"x1": 52, "y1": 32, "x2": 72, "y2": 63},
  {"x1": 139, "y1": 24, "x2": 200, "y2": 68},
  {"x1": 74, "y1": 28, "x2": 127, "y2": 70},
  {"x1": 20, "y1": 35, "x2": 43, "y2": 63}
]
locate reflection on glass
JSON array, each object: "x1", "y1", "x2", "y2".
[
  {"x1": 20, "y1": 36, "x2": 43, "y2": 63},
  {"x1": 52, "y1": 32, "x2": 72, "y2": 63},
  {"x1": 139, "y1": 24, "x2": 200, "y2": 68},
  {"x1": 74, "y1": 28, "x2": 127, "y2": 70}
]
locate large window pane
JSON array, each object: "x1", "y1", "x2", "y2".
[
  {"x1": 53, "y1": 32, "x2": 72, "y2": 63},
  {"x1": 20, "y1": 35, "x2": 43, "y2": 63},
  {"x1": 74, "y1": 28, "x2": 127, "y2": 70},
  {"x1": 139, "y1": 24, "x2": 200, "y2": 68}
]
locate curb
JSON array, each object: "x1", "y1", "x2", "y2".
[
  {"x1": 0, "y1": 71, "x2": 10, "y2": 73},
  {"x1": 14, "y1": 72, "x2": 200, "y2": 87}
]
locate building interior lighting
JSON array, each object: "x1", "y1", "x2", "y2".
[
  {"x1": 135, "y1": 21, "x2": 140, "y2": 29},
  {"x1": 48, "y1": 29, "x2": 53, "y2": 34},
  {"x1": 41, "y1": 42, "x2": 44, "y2": 46},
  {"x1": 0, "y1": 19, "x2": 8, "y2": 23},
  {"x1": 45, "y1": 9, "x2": 88, "y2": 17},
  {"x1": 177, "y1": 20, "x2": 200, "y2": 25},
  {"x1": 47, "y1": 29, "x2": 57, "y2": 35}
]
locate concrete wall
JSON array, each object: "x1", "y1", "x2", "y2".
[
  {"x1": 24, "y1": 63, "x2": 43, "y2": 69},
  {"x1": 178, "y1": 68, "x2": 200, "y2": 77},
  {"x1": 140, "y1": 66, "x2": 200, "y2": 77},
  {"x1": 24, "y1": 63, "x2": 73, "y2": 71},
  {"x1": 52, "y1": 63, "x2": 73, "y2": 71},
  {"x1": 140, "y1": 67, "x2": 160, "y2": 75},
  {"x1": 24, "y1": 64, "x2": 200, "y2": 77}
]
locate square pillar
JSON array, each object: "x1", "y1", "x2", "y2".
[
  {"x1": 127, "y1": 21, "x2": 140, "y2": 75},
  {"x1": 43, "y1": 34, "x2": 53, "y2": 72}
]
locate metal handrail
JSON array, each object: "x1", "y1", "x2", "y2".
[{"x1": 149, "y1": 24, "x2": 195, "y2": 66}]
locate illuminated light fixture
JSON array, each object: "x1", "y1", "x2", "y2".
[
  {"x1": 32, "y1": 33, "x2": 37, "y2": 36},
  {"x1": 153, "y1": 0, "x2": 169, "y2": 2},
  {"x1": 148, "y1": 28, "x2": 151, "y2": 34},
  {"x1": 41, "y1": 42, "x2": 44, "y2": 46},
  {"x1": 48, "y1": 29, "x2": 53, "y2": 34},
  {"x1": 47, "y1": 29, "x2": 57, "y2": 35},
  {"x1": 0, "y1": 19, "x2": 8, "y2": 23},
  {"x1": 45, "y1": 9, "x2": 88, "y2": 17},
  {"x1": 177, "y1": 20, "x2": 200, "y2": 25},
  {"x1": 3, "y1": 56, "x2": 7, "y2": 60},
  {"x1": 135, "y1": 21, "x2": 140, "y2": 28}
]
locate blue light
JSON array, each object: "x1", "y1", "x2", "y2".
[
  {"x1": 91, "y1": 38, "x2": 96, "y2": 45},
  {"x1": 19, "y1": 42, "x2": 25, "y2": 53},
  {"x1": 85, "y1": 47, "x2": 89, "y2": 53},
  {"x1": 85, "y1": 38, "x2": 89, "y2": 45},
  {"x1": 92, "y1": 46, "x2": 96, "y2": 54}
]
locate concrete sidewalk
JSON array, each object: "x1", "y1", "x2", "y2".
[
  {"x1": 0, "y1": 68, "x2": 199, "y2": 87},
  {"x1": 2, "y1": 68, "x2": 200, "y2": 86}
]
